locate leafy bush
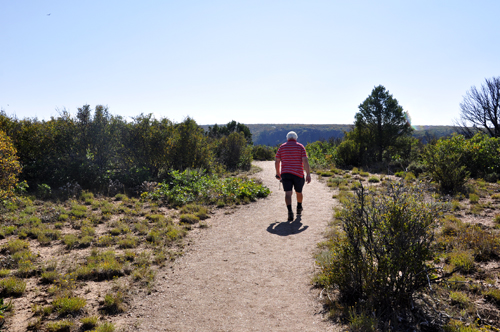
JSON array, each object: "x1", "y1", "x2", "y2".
[
  {"x1": 421, "y1": 135, "x2": 470, "y2": 193},
  {"x1": 215, "y1": 132, "x2": 252, "y2": 171},
  {"x1": 305, "y1": 141, "x2": 337, "y2": 170},
  {"x1": 0, "y1": 130, "x2": 22, "y2": 202},
  {"x1": 147, "y1": 170, "x2": 269, "y2": 207},
  {"x1": 251, "y1": 145, "x2": 275, "y2": 161},
  {"x1": 316, "y1": 182, "x2": 439, "y2": 315}
]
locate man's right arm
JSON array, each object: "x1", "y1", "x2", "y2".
[{"x1": 275, "y1": 158, "x2": 281, "y2": 180}]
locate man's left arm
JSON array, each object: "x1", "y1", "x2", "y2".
[{"x1": 303, "y1": 157, "x2": 311, "y2": 184}]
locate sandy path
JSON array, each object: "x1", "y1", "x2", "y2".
[{"x1": 121, "y1": 161, "x2": 338, "y2": 331}]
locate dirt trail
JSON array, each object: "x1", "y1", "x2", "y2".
[{"x1": 121, "y1": 161, "x2": 339, "y2": 331}]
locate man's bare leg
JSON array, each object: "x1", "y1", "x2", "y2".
[
  {"x1": 296, "y1": 192, "x2": 303, "y2": 215},
  {"x1": 285, "y1": 191, "x2": 294, "y2": 221}
]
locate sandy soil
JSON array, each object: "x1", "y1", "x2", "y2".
[{"x1": 118, "y1": 161, "x2": 340, "y2": 332}]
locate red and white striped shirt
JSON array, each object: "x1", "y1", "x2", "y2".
[{"x1": 275, "y1": 140, "x2": 308, "y2": 178}]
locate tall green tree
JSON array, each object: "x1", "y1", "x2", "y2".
[
  {"x1": 207, "y1": 120, "x2": 252, "y2": 144},
  {"x1": 354, "y1": 85, "x2": 412, "y2": 162}
]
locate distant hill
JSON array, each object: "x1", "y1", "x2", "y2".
[{"x1": 202, "y1": 124, "x2": 459, "y2": 146}]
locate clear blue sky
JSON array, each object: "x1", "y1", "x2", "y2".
[{"x1": 1, "y1": 1, "x2": 499, "y2": 126}]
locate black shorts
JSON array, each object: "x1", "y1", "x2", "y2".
[{"x1": 281, "y1": 173, "x2": 305, "y2": 193}]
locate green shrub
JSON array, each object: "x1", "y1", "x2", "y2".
[
  {"x1": 94, "y1": 321, "x2": 116, "y2": 332},
  {"x1": 77, "y1": 251, "x2": 123, "y2": 280},
  {"x1": 404, "y1": 172, "x2": 416, "y2": 181},
  {"x1": 118, "y1": 234, "x2": 138, "y2": 249},
  {"x1": 216, "y1": 132, "x2": 252, "y2": 171},
  {"x1": 468, "y1": 193, "x2": 479, "y2": 204},
  {"x1": 304, "y1": 140, "x2": 336, "y2": 170},
  {"x1": 70, "y1": 204, "x2": 87, "y2": 218},
  {"x1": 451, "y1": 200, "x2": 462, "y2": 211},
  {"x1": 368, "y1": 176, "x2": 379, "y2": 183},
  {"x1": 41, "y1": 271, "x2": 60, "y2": 284},
  {"x1": 97, "y1": 235, "x2": 114, "y2": 247},
  {"x1": 443, "y1": 319, "x2": 482, "y2": 332},
  {"x1": 52, "y1": 295, "x2": 86, "y2": 315},
  {"x1": 147, "y1": 169, "x2": 269, "y2": 207},
  {"x1": 316, "y1": 182, "x2": 439, "y2": 315},
  {"x1": 0, "y1": 129, "x2": 22, "y2": 202},
  {"x1": 251, "y1": 144, "x2": 275, "y2": 161},
  {"x1": 45, "y1": 319, "x2": 74, "y2": 332},
  {"x1": 103, "y1": 291, "x2": 125, "y2": 314},
  {"x1": 80, "y1": 315, "x2": 99, "y2": 329},
  {"x1": 146, "y1": 229, "x2": 162, "y2": 244},
  {"x1": 449, "y1": 291, "x2": 471, "y2": 309},
  {"x1": 180, "y1": 204, "x2": 209, "y2": 220},
  {"x1": 448, "y1": 250, "x2": 475, "y2": 273},
  {"x1": 179, "y1": 213, "x2": 199, "y2": 224},
  {"x1": 0, "y1": 225, "x2": 16, "y2": 239},
  {"x1": 62, "y1": 234, "x2": 79, "y2": 249},
  {"x1": 166, "y1": 224, "x2": 187, "y2": 242},
  {"x1": 421, "y1": 136, "x2": 470, "y2": 193},
  {"x1": 114, "y1": 193, "x2": 127, "y2": 201},
  {"x1": 0, "y1": 276, "x2": 26, "y2": 296},
  {"x1": 483, "y1": 288, "x2": 500, "y2": 305},
  {"x1": 348, "y1": 309, "x2": 378, "y2": 332},
  {"x1": 5, "y1": 239, "x2": 29, "y2": 253}
]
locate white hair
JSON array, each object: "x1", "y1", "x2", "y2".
[{"x1": 286, "y1": 131, "x2": 298, "y2": 140}]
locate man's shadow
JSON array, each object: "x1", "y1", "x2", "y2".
[{"x1": 266, "y1": 215, "x2": 309, "y2": 236}]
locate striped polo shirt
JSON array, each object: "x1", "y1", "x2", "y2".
[{"x1": 275, "y1": 140, "x2": 308, "y2": 178}]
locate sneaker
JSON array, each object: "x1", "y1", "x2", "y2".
[
  {"x1": 297, "y1": 206, "x2": 303, "y2": 215},
  {"x1": 288, "y1": 211, "x2": 294, "y2": 221}
]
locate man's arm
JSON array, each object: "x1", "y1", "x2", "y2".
[
  {"x1": 275, "y1": 158, "x2": 281, "y2": 180},
  {"x1": 303, "y1": 157, "x2": 311, "y2": 184}
]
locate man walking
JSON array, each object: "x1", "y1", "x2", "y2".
[{"x1": 275, "y1": 131, "x2": 311, "y2": 221}]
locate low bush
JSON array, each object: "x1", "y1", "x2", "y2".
[
  {"x1": 421, "y1": 136, "x2": 469, "y2": 193},
  {"x1": 45, "y1": 319, "x2": 74, "y2": 332},
  {"x1": 179, "y1": 213, "x2": 199, "y2": 224},
  {"x1": 146, "y1": 169, "x2": 270, "y2": 207},
  {"x1": 449, "y1": 291, "x2": 471, "y2": 309},
  {"x1": 5, "y1": 239, "x2": 29, "y2": 253},
  {"x1": 80, "y1": 315, "x2": 99, "y2": 329},
  {"x1": 0, "y1": 277, "x2": 26, "y2": 296},
  {"x1": 468, "y1": 193, "x2": 479, "y2": 204},
  {"x1": 448, "y1": 250, "x2": 475, "y2": 273},
  {"x1": 316, "y1": 182, "x2": 440, "y2": 319},
  {"x1": 103, "y1": 291, "x2": 125, "y2": 314},
  {"x1": 52, "y1": 295, "x2": 86, "y2": 315}
]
